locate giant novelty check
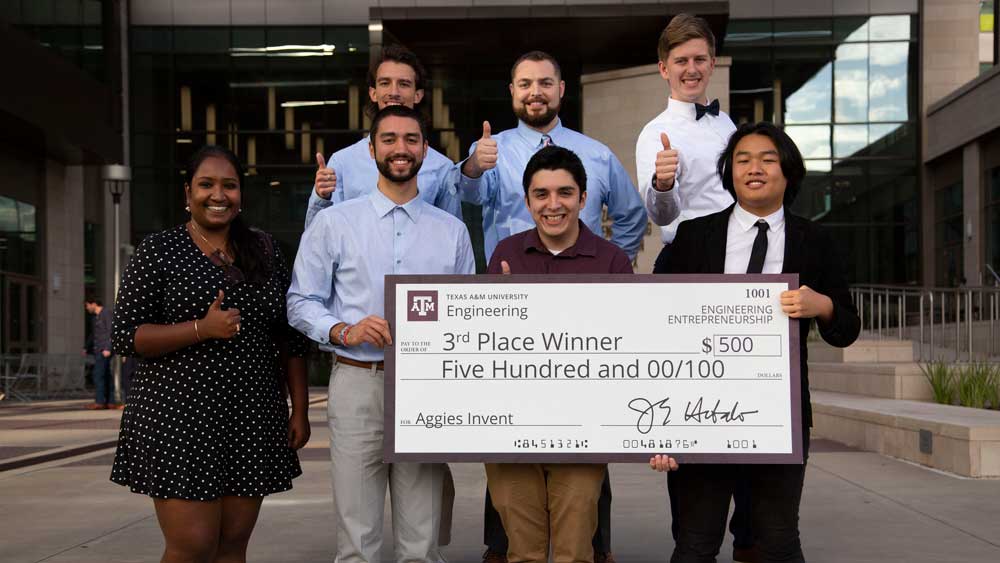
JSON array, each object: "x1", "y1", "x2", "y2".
[{"x1": 384, "y1": 274, "x2": 803, "y2": 464}]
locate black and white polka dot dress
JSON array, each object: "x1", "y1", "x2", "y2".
[{"x1": 110, "y1": 224, "x2": 307, "y2": 500}]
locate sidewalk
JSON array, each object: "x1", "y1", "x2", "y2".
[{"x1": 2, "y1": 394, "x2": 999, "y2": 563}]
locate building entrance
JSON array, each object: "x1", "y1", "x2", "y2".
[{"x1": 2, "y1": 273, "x2": 43, "y2": 354}]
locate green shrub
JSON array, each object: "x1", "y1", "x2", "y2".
[
  {"x1": 957, "y1": 363, "x2": 999, "y2": 409},
  {"x1": 919, "y1": 361, "x2": 955, "y2": 405}
]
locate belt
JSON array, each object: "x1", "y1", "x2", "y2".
[{"x1": 336, "y1": 355, "x2": 384, "y2": 371}]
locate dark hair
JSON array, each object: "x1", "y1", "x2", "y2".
[
  {"x1": 365, "y1": 44, "x2": 428, "y2": 118},
  {"x1": 717, "y1": 122, "x2": 805, "y2": 206},
  {"x1": 522, "y1": 146, "x2": 587, "y2": 196},
  {"x1": 658, "y1": 13, "x2": 716, "y2": 61},
  {"x1": 85, "y1": 296, "x2": 102, "y2": 306},
  {"x1": 185, "y1": 145, "x2": 270, "y2": 284},
  {"x1": 369, "y1": 105, "x2": 428, "y2": 141},
  {"x1": 511, "y1": 50, "x2": 562, "y2": 82}
]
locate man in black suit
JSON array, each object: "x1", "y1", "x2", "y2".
[{"x1": 650, "y1": 122, "x2": 860, "y2": 563}]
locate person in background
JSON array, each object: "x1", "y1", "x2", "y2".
[{"x1": 84, "y1": 297, "x2": 117, "y2": 410}]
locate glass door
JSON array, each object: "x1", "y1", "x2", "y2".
[{"x1": 2, "y1": 274, "x2": 43, "y2": 354}]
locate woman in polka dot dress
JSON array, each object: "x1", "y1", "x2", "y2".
[{"x1": 110, "y1": 145, "x2": 310, "y2": 563}]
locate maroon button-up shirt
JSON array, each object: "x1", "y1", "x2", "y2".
[{"x1": 486, "y1": 222, "x2": 634, "y2": 274}]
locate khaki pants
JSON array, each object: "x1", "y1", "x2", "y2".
[
  {"x1": 328, "y1": 362, "x2": 444, "y2": 563},
  {"x1": 485, "y1": 463, "x2": 607, "y2": 563}
]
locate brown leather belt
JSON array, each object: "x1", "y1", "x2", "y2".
[{"x1": 336, "y1": 356, "x2": 384, "y2": 371}]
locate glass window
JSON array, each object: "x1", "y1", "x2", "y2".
[
  {"x1": 232, "y1": 28, "x2": 266, "y2": 50},
  {"x1": 835, "y1": 43, "x2": 868, "y2": 122},
  {"x1": 870, "y1": 122, "x2": 917, "y2": 158},
  {"x1": 773, "y1": 19, "x2": 832, "y2": 45},
  {"x1": 0, "y1": 197, "x2": 18, "y2": 231},
  {"x1": 783, "y1": 60, "x2": 832, "y2": 124},
  {"x1": 725, "y1": 19, "x2": 773, "y2": 45},
  {"x1": 725, "y1": 14, "x2": 918, "y2": 283},
  {"x1": 935, "y1": 181, "x2": 964, "y2": 286},
  {"x1": 868, "y1": 42, "x2": 909, "y2": 122},
  {"x1": 834, "y1": 124, "x2": 869, "y2": 158},
  {"x1": 785, "y1": 125, "x2": 831, "y2": 159},
  {"x1": 834, "y1": 17, "x2": 868, "y2": 43},
  {"x1": 18, "y1": 200, "x2": 35, "y2": 232},
  {"x1": 789, "y1": 170, "x2": 831, "y2": 219},
  {"x1": 805, "y1": 159, "x2": 832, "y2": 172},
  {"x1": 174, "y1": 28, "x2": 230, "y2": 54},
  {"x1": 985, "y1": 167, "x2": 1000, "y2": 278},
  {"x1": 23, "y1": 0, "x2": 55, "y2": 23},
  {"x1": 132, "y1": 27, "x2": 173, "y2": 53}
]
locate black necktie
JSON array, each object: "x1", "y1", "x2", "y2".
[
  {"x1": 695, "y1": 99, "x2": 720, "y2": 120},
  {"x1": 746, "y1": 220, "x2": 769, "y2": 274}
]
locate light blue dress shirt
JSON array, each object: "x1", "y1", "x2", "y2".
[
  {"x1": 288, "y1": 189, "x2": 475, "y2": 362},
  {"x1": 454, "y1": 119, "x2": 646, "y2": 261},
  {"x1": 304, "y1": 137, "x2": 462, "y2": 228}
]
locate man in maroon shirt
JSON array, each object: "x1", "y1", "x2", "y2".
[
  {"x1": 484, "y1": 146, "x2": 629, "y2": 563},
  {"x1": 486, "y1": 146, "x2": 633, "y2": 276}
]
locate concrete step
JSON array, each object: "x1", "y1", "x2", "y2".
[
  {"x1": 811, "y1": 390, "x2": 1000, "y2": 477},
  {"x1": 809, "y1": 361, "x2": 931, "y2": 400},
  {"x1": 809, "y1": 339, "x2": 915, "y2": 363}
]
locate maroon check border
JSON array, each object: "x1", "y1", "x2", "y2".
[{"x1": 384, "y1": 273, "x2": 803, "y2": 465}]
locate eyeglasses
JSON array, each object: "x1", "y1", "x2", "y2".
[{"x1": 207, "y1": 249, "x2": 245, "y2": 286}]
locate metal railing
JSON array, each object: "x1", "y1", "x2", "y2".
[{"x1": 850, "y1": 284, "x2": 1000, "y2": 362}]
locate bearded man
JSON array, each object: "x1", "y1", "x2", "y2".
[{"x1": 452, "y1": 50, "x2": 645, "y2": 264}]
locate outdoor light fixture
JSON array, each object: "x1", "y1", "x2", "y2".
[
  {"x1": 229, "y1": 44, "x2": 336, "y2": 57},
  {"x1": 103, "y1": 164, "x2": 131, "y2": 404},
  {"x1": 280, "y1": 100, "x2": 346, "y2": 108}
]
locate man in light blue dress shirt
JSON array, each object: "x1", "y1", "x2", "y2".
[
  {"x1": 304, "y1": 44, "x2": 461, "y2": 229},
  {"x1": 288, "y1": 106, "x2": 474, "y2": 563},
  {"x1": 454, "y1": 51, "x2": 646, "y2": 263}
]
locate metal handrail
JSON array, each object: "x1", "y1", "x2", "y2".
[{"x1": 850, "y1": 284, "x2": 1000, "y2": 362}]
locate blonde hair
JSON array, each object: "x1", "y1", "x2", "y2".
[{"x1": 657, "y1": 13, "x2": 716, "y2": 61}]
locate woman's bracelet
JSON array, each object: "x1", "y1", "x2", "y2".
[{"x1": 193, "y1": 319, "x2": 202, "y2": 342}]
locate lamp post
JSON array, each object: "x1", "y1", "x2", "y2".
[{"x1": 102, "y1": 164, "x2": 130, "y2": 403}]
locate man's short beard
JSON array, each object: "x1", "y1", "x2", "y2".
[
  {"x1": 376, "y1": 157, "x2": 423, "y2": 183},
  {"x1": 514, "y1": 102, "x2": 560, "y2": 129}
]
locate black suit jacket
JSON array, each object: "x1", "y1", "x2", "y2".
[{"x1": 653, "y1": 205, "x2": 860, "y2": 428}]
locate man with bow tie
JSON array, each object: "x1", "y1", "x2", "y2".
[
  {"x1": 635, "y1": 13, "x2": 737, "y2": 271},
  {"x1": 634, "y1": 13, "x2": 760, "y2": 563}
]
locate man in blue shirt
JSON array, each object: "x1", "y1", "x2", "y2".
[
  {"x1": 454, "y1": 50, "x2": 646, "y2": 262},
  {"x1": 288, "y1": 105, "x2": 474, "y2": 563},
  {"x1": 304, "y1": 44, "x2": 461, "y2": 229}
]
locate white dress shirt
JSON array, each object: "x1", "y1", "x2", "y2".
[
  {"x1": 635, "y1": 98, "x2": 737, "y2": 243},
  {"x1": 724, "y1": 204, "x2": 785, "y2": 274}
]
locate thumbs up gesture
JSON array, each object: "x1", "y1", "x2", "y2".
[
  {"x1": 654, "y1": 132, "x2": 679, "y2": 192},
  {"x1": 462, "y1": 121, "x2": 498, "y2": 178},
  {"x1": 201, "y1": 290, "x2": 242, "y2": 340},
  {"x1": 313, "y1": 152, "x2": 337, "y2": 200}
]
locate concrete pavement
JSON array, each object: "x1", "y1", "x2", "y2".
[{"x1": 2, "y1": 396, "x2": 999, "y2": 563}]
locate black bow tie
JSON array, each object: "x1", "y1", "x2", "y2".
[{"x1": 695, "y1": 99, "x2": 720, "y2": 120}]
